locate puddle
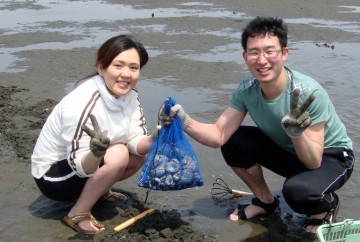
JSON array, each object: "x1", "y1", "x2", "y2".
[
  {"x1": 338, "y1": 5, "x2": 360, "y2": 13},
  {"x1": 0, "y1": 0, "x2": 243, "y2": 32},
  {"x1": 1, "y1": 1, "x2": 359, "y2": 73},
  {"x1": 285, "y1": 17, "x2": 360, "y2": 34},
  {"x1": 176, "y1": 42, "x2": 242, "y2": 63}
]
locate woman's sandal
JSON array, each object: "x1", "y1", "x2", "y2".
[
  {"x1": 305, "y1": 192, "x2": 340, "y2": 229},
  {"x1": 62, "y1": 213, "x2": 105, "y2": 234},
  {"x1": 101, "y1": 189, "x2": 128, "y2": 202},
  {"x1": 235, "y1": 196, "x2": 280, "y2": 220}
]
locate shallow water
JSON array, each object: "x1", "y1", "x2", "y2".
[{"x1": 1, "y1": 1, "x2": 360, "y2": 241}]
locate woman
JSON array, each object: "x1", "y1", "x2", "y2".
[{"x1": 31, "y1": 35, "x2": 158, "y2": 234}]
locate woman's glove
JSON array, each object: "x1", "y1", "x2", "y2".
[
  {"x1": 81, "y1": 114, "x2": 110, "y2": 157},
  {"x1": 159, "y1": 104, "x2": 190, "y2": 129},
  {"x1": 281, "y1": 89, "x2": 316, "y2": 138}
]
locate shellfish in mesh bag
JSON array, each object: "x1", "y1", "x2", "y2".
[{"x1": 138, "y1": 97, "x2": 204, "y2": 190}]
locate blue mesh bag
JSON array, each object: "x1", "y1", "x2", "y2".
[{"x1": 138, "y1": 96, "x2": 204, "y2": 190}]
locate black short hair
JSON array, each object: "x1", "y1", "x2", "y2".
[{"x1": 241, "y1": 17, "x2": 288, "y2": 50}]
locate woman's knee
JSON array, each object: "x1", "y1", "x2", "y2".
[
  {"x1": 104, "y1": 144, "x2": 130, "y2": 170},
  {"x1": 128, "y1": 154, "x2": 146, "y2": 171}
]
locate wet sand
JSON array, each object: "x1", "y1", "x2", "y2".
[{"x1": 1, "y1": 0, "x2": 360, "y2": 241}]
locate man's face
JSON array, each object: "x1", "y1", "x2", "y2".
[{"x1": 243, "y1": 33, "x2": 288, "y2": 85}]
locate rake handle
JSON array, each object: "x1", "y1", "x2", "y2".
[{"x1": 230, "y1": 189, "x2": 253, "y2": 197}]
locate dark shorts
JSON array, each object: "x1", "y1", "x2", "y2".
[
  {"x1": 220, "y1": 126, "x2": 355, "y2": 214},
  {"x1": 34, "y1": 159, "x2": 88, "y2": 201}
]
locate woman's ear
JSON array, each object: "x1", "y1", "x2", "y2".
[{"x1": 97, "y1": 64, "x2": 103, "y2": 75}]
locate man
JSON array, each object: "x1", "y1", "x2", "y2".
[{"x1": 163, "y1": 16, "x2": 354, "y2": 233}]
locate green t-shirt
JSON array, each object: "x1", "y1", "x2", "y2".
[{"x1": 230, "y1": 67, "x2": 352, "y2": 154}]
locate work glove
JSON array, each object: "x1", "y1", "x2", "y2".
[
  {"x1": 281, "y1": 88, "x2": 316, "y2": 138},
  {"x1": 159, "y1": 103, "x2": 190, "y2": 129},
  {"x1": 81, "y1": 114, "x2": 110, "y2": 157}
]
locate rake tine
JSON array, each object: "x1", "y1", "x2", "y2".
[
  {"x1": 212, "y1": 182, "x2": 229, "y2": 191},
  {"x1": 210, "y1": 190, "x2": 229, "y2": 198},
  {"x1": 210, "y1": 189, "x2": 229, "y2": 195},
  {"x1": 211, "y1": 177, "x2": 252, "y2": 199},
  {"x1": 215, "y1": 178, "x2": 231, "y2": 190},
  {"x1": 211, "y1": 177, "x2": 233, "y2": 199}
]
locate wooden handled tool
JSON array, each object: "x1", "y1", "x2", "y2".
[
  {"x1": 230, "y1": 189, "x2": 253, "y2": 197},
  {"x1": 211, "y1": 177, "x2": 253, "y2": 198},
  {"x1": 114, "y1": 208, "x2": 156, "y2": 232}
]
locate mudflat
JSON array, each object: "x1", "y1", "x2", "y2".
[{"x1": 1, "y1": 0, "x2": 359, "y2": 241}]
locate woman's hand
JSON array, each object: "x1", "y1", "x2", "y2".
[{"x1": 81, "y1": 114, "x2": 110, "y2": 157}]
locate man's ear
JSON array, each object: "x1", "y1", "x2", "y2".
[
  {"x1": 281, "y1": 47, "x2": 289, "y2": 61},
  {"x1": 242, "y1": 50, "x2": 248, "y2": 62}
]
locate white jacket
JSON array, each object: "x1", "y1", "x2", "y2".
[{"x1": 31, "y1": 75, "x2": 148, "y2": 178}]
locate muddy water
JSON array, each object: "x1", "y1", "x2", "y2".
[{"x1": 1, "y1": 1, "x2": 359, "y2": 241}]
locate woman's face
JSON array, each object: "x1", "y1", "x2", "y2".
[{"x1": 98, "y1": 48, "x2": 141, "y2": 98}]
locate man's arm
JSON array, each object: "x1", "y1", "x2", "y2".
[
  {"x1": 184, "y1": 107, "x2": 246, "y2": 148},
  {"x1": 292, "y1": 122, "x2": 324, "y2": 169}
]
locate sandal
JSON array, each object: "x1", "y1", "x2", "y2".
[
  {"x1": 305, "y1": 192, "x2": 340, "y2": 229},
  {"x1": 62, "y1": 213, "x2": 105, "y2": 234},
  {"x1": 101, "y1": 189, "x2": 128, "y2": 202},
  {"x1": 234, "y1": 196, "x2": 280, "y2": 220}
]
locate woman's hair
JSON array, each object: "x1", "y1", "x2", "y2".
[
  {"x1": 241, "y1": 16, "x2": 288, "y2": 50},
  {"x1": 76, "y1": 35, "x2": 148, "y2": 86},
  {"x1": 96, "y1": 34, "x2": 149, "y2": 69}
]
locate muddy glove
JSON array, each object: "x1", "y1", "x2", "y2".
[
  {"x1": 81, "y1": 114, "x2": 110, "y2": 157},
  {"x1": 160, "y1": 104, "x2": 190, "y2": 129},
  {"x1": 281, "y1": 88, "x2": 316, "y2": 138}
]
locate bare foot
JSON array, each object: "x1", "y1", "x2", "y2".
[
  {"x1": 77, "y1": 219, "x2": 105, "y2": 233},
  {"x1": 64, "y1": 213, "x2": 105, "y2": 234},
  {"x1": 305, "y1": 212, "x2": 328, "y2": 233},
  {"x1": 305, "y1": 193, "x2": 338, "y2": 233},
  {"x1": 102, "y1": 190, "x2": 128, "y2": 202},
  {"x1": 229, "y1": 204, "x2": 267, "y2": 221}
]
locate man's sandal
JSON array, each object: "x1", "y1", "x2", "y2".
[
  {"x1": 101, "y1": 189, "x2": 128, "y2": 202},
  {"x1": 236, "y1": 196, "x2": 280, "y2": 220},
  {"x1": 305, "y1": 192, "x2": 340, "y2": 228},
  {"x1": 62, "y1": 213, "x2": 105, "y2": 234}
]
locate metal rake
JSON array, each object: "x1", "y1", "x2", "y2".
[{"x1": 211, "y1": 177, "x2": 253, "y2": 199}]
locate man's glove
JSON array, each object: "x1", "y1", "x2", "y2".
[
  {"x1": 81, "y1": 114, "x2": 110, "y2": 157},
  {"x1": 159, "y1": 104, "x2": 190, "y2": 129},
  {"x1": 281, "y1": 89, "x2": 316, "y2": 138}
]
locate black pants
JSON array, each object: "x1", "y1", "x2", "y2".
[
  {"x1": 34, "y1": 159, "x2": 88, "y2": 201},
  {"x1": 221, "y1": 126, "x2": 354, "y2": 215}
]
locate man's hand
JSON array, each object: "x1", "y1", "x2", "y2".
[
  {"x1": 159, "y1": 104, "x2": 190, "y2": 129},
  {"x1": 81, "y1": 114, "x2": 110, "y2": 157},
  {"x1": 281, "y1": 89, "x2": 316, "y2": 138}
]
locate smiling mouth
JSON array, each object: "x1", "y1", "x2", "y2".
[
  {"x1": 117, "y1": 81, "x2": 130, "y2": 87},
  {"x1": 257, "y1": 67, "x2": 271, "y2": 73}
]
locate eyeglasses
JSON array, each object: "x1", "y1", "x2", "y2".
[{"x1": 246, "y1": 48, "x2": 283, "y2": 61}]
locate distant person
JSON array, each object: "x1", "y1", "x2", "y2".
[
  {"x1": 31, "y1": 35, "x2": 161, "y2": 234},
  {"x1": 162, "y1": 17, "x2": 354, "y2": 233}
]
